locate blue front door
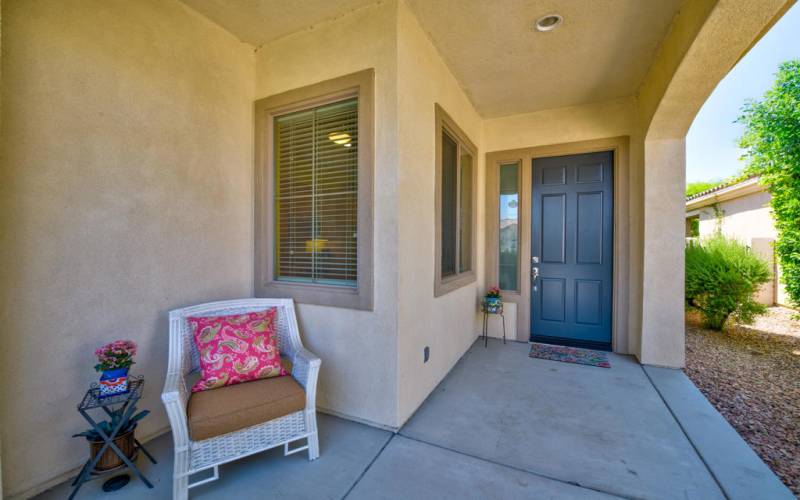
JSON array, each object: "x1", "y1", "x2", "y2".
[{"x1": 531, "y1": 152, "x2": 613, "y2": 350}]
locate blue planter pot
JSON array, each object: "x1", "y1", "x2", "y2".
[
  {"x1": 99, "y1": 367, "x2": 129, "y2": 398},
  {"x1": 484, "y1": 297, "x2": 503, "y2": 313}
]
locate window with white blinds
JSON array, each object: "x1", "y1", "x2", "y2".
[{"x1": 274, "y1": 98, "x2": 358, "y2": 287}]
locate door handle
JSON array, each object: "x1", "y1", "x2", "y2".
[{"x1": 531, "y1": 267, "x2": 539, "y2": 281}]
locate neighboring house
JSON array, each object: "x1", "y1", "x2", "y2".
[
  {"x1": 686, "y1": 176, "x2": 789, "y2": 306},
  {"x1": 1, "y1": 0, "x2": 793, "y2": 497}
]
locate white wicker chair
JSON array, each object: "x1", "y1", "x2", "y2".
[{"x1": 161, "y1": 298, "x2": 321, "y2": 499}]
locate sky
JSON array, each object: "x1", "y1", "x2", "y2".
[{"x1": 685, "y1": 3, "x2": 800, "y2": 184}]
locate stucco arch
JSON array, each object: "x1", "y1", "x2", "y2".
[
  {"x1": 635, "y1": 0, "x2": 794, "y2": 367},
  {"x1": 641, "y1": 0, "x2": 794, "y2": 141}
]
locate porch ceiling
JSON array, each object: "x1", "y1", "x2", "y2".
[
  {"x1": 180, "y1": 0, "x2": 378, "y2": 46},
  {"x1": 183, "y1": 0, "x2": 683, "y2": 118},
  {"x1": 405, "y1": 0, "x2": 682, "y2": 117}
]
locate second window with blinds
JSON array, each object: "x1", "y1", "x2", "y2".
[
  {"x1": 255, "y1": 70, "x2": 374, "y2": 310},
  {"x1": 434, "y1": 104, "x2": 477, "y2": 297}
]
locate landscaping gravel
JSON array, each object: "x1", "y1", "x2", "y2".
[{"x1": 685, "y1": 307, "x2": 800, "y2": 496}]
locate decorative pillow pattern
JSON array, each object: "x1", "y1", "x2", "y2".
[{"x1": 190, "y1": 308, "x2": 288, "y2": 392}]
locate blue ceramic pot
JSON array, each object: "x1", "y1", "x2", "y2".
[
  {"x1": 484, "y1": 296, "x2": 503, "y2": 313},
  {"x1": 99, "y1": 367, "x2": 129, "y2": 398}
]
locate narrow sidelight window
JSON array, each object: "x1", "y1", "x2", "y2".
[
  {"x1": 499, "y1": 163, "x2": 519, "y2": 291},
  {"x1": 435, "y1": 104, "x2": 477, "y2": 296},
  {"x1": 255, "y1": 69, "x2": 374, "y2": 310},
  {"x1": 275, "y1": 98, "x2": 358, "y2": 287}
]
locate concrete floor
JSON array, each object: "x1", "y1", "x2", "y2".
[{"x1": 38, "y1": 339, "x2": 792, "y2": 500}]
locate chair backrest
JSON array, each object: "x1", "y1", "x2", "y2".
[{"x1": 167, "y1": 298, "x2": 302, "y2": 377}]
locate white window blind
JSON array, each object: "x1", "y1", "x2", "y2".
[{"x1": 274, "y1": 97, "x2": 358, "y2": 287}]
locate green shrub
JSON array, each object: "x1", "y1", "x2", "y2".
[{"x1": 685, "y1": 236, "x2": 771, "y2": 330}]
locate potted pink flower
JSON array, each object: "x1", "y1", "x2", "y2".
[{"x1": 94, "y1": 340, "x2": 137, "y2": 398}]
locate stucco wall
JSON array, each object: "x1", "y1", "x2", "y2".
[
  {"x1": 483, "y1": 97, "x2": 646, "y2": 357},
  {"x1": 254, "y1": 1, "x2": 401, "y2": 428},
  {"x1": 251, "y1": 0, "x2": 491, "y2": 430},
  {"x1": 0, "y1": 0, "x2": 255, "y2": 496},
  {"x1": 395, "y1": 1, "x2": 485, "y2": 425},
  {"x1": 484, "y1": 97, "x2": 638, "y2": 153},
  {"x1": 696, "y1": 191, "x2": 776, "y2": 240}
]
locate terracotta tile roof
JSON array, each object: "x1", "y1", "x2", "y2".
[{"x1": 685, "y1": 175, "x2": 759, "y2": 202}]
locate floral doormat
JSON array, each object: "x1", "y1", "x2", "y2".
[{"x1": 529, "y1": 343, "x2": 611, "y2": 368}]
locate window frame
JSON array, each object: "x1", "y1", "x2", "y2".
[
  {"x1": 254, "y1": 69, "x2": 374, "y2": 310},
  {"x1": 434, "y1": 104, "x2": 478, "y2": 297}
]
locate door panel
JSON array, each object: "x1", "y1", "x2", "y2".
[
  {"x1": 541, "y1": 165, "x2": 566, "y2": 185},
  {"x1": 575, "y1": 280, "x2": 602, "y2": 325},
  {"x1": 577, "y1": 163, "x2": 603, "y2": 184},
  {"x1": 540, "y1": 278, "x2": 566, "y2": 322},
  {"x1": 531, "y1": 151, "x2": 613, "y2": 350},
  {"x1": 576, "y1": 192, "x2": 603, "y2": 264},
  {"x1": 541, "y1": 194, "x2": 565, "y2": 263}
]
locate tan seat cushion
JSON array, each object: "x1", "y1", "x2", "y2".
[{"x1": 188, "y1": 375, "x2": 306, "y2": 441}]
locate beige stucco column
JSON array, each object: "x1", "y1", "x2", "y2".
[{"x1": 639, "y1": 138, "x2": 686, "y2": 367}]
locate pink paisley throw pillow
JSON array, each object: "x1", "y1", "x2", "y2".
[{"x1": 189, "y1": 308, "x2": 288, "y2": 392}]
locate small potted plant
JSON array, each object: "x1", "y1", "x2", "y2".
[
  {"x1": 95, "y1": 340, "x2": 137, "y2": 398},
  {"x1": 484, "y1": 286, "x2": 503, "y2": 313},
  {"x1": 73, "y1": 405, "x2": 149, "y2": 471}
]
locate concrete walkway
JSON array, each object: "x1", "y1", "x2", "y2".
[{"x1": 38, "y1": 339, "x2": 791, "y2": 499}]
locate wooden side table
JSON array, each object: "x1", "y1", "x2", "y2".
[{"x1": 481, "y1": 299, "x2": 506, "y2": 347}]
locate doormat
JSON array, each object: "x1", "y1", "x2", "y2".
[{"x1": 529, "y1": 343, "x2": 610, "y2": 368}]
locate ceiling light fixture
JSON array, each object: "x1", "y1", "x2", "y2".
[
  {"x1": 534, "y1": 14, "x2": 562, "y2": 32},
  {"x1": 328, "y1": 132, "x2": 352, "y2": 146}
]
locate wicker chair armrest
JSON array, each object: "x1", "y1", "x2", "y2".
[
  {"x1": 162, "y1": 371, "x2": 189, "y2": 404},
  {"x1": 162, "y1": 371, "x2": 191, "y2": 447},
  {"x1": 291, "y1": 348, "x2": 321, "y2": 401}
]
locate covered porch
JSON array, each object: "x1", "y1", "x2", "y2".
[
  {"x1": 35, "y1": 339, "x2": 790, "y2": 499},
  {"x1": 2, "y1": 0, "x2": 796, "y2": 497}
]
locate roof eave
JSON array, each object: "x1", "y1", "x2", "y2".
[{"x1": 685, "y1": 177, "x2": 764, "y2": 211}]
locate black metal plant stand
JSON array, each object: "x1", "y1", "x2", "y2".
[
  {"x1": 481, "y1": 299, "x2": 506, "y2": 347},
  {"x1": 69, "y1": 377, "x2": 156, "y2": 499}
]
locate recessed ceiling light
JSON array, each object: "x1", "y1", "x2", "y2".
[{"x1": 534, "y1": 14, "x2": 562, "y2": 32}]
